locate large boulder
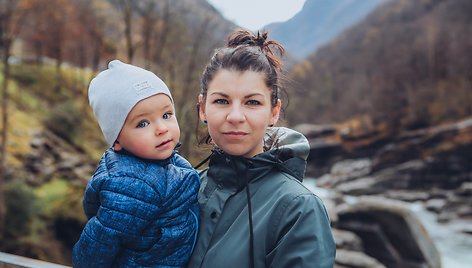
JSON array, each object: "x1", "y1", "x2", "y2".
[
  {"x1": 335, "y1": 249, "x2": 386, "y2": 268},
  {"x1": 336, "y1": 196, "x2": 441, "y2": 268}
]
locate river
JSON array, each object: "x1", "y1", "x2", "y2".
[
  {"x1": 410, "y1": 203, "x2": 472, "y2": 268},
  {"x1": 303, "y1": 179, "x2": 472, "y2": 268}
]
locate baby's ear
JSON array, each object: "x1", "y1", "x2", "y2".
[{"x1": 113, "y1": 141, "x2": 123, "y2": 151}]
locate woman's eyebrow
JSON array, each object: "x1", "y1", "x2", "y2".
[
  {"x1": 244, "y1": 93, "x2": 264, "y2": 98},
  {"x1": 209, "y1": 92, "x2": 229, "y2": 97},
  {"x1": 209, "y1": 92, "x2": 265, "y2": 98}
]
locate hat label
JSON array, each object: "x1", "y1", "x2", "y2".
[{"x1": 133, "y1": 80, "x2": 152, "y2": 95}]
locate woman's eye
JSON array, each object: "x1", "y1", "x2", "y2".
[
  {"x1": 163, "y1": 113, "x2": 173, "y2": 119},
  {"x1": 246, "y1": 100, "x2": 261, "y2": 106},
  {"x1": 137, "y1": 121, "x2": 150, "y2": 128},
  {"x1": 214, "y1": 99, "x2": 228, "y2": 105}
]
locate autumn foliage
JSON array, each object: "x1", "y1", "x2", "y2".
[{"x1": 287, "y1": 0, "x2": 472, "y2": 132}]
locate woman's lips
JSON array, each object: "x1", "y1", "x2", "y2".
[{"x1": 223, "y1": 131, "x2": 248, "y2": 139}]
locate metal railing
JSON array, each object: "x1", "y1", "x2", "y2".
[{"x1": 0, "y1": 252, "x2": 70, "y2": 268}]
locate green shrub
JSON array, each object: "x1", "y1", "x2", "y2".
[
  {"x1": 11, "y1": 64, "x2": 69, "y2": 105},
  {"x1": 10, "y1": 65, "x2": 38, "y2": 87},
  {"x1": 4, "y1": 181, "x2": 37, "y2": 238},
  {"x1": 43, "y1": 100, "x2": 83, "y2": 143}
]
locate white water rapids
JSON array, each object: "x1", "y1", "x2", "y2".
[{"x1": 303, "y1": 179, "x2": 472, "y2": 268}]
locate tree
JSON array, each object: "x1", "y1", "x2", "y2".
[
  {"x1": 0, "y1": 0, "x2": 27, "y2": 238},
  {"x1": 115, "y1": 0, "x2": 138, "y2": 63},
  {"x1": 136, "y1": 0, "x2": 158, "y2": 69},
  {"x1": 152, "y1": 0, "x2": 171, "y2": 66},
  {"x1": 177, "y1": 17, "x2": 211, "y2": 157},
  {"x1": 69, "y1": 0, "x2": 116, "y2": 109},
  {"x1": 21, "y1": 0, "x2": 75, "y2": 92}
]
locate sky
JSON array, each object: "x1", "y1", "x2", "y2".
[{"x1": 207, "y1": 0, "x2": 307, "y2": 31}]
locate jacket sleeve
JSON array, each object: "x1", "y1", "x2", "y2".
[
  {"x1": 72, "y1": 175, "x2": 162, "y2": 268},
  {"x1": 82, "y1": 177, "x2": 100, "y2": 219},
  {"x1": 267, "y1": 194, "x2": 336, "y2": 268}
]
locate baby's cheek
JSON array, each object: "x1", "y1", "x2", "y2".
[{"x1": 134, "y1": 140, "x2": 152, "y2": 154}]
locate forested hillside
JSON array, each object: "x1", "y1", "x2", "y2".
[{"x1": 287, "y1": 0, "x2": 472, "y2": 132}]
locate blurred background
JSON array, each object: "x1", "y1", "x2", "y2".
[{"x1": 0, "y1": 0, "x2": 471, "y2": 267}]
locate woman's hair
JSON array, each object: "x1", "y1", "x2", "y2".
[
  {"x1": 197, "y1": 29, "x2": 286, "y2": 146},
  {"x1": 200, "y1": 29, "x2": 285, "y2": 107}
]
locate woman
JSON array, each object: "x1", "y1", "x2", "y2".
[{"x1": 188, "y1": 29, "x2": 336, "y2": 268}]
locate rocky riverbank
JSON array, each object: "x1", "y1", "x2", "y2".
[{"x1": 297, "y1": 117, "x2": 472, "y2": 268}]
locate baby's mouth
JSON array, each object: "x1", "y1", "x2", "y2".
[{"x1": 156, "y1": 139, "x2": 172, "y2": 148}]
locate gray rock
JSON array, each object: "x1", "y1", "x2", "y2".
[
  {"x1": 336, "y1": 196, "x2": 441, "y2": 268},
  {"x1": 384, "y1": 190, "x2": 431, "y2": 202},
  {"x1": 335, "y1": 249, "x2": 386, "y2": 268},
  {"x1": 332, "y1": 228, "x2": 363, "y2": 251},
  {"x1": 330, "y1": 158, "x2": 372, "y2": 186},
  {"x1": 21, "y1": 129, "x2": 95, "y2": 185},
  {"x1": 457, "y1": 182, "x2": 472, "y2": 197},
  {"x1": 335, "y1": 177, "x2": 381, "y2": 195},
  {"x1": 293, "y1": 123, "x2": 337, "y2": 139},
  {"x1": 424, "y1": 198, "x2": 447, "y2": 214}
]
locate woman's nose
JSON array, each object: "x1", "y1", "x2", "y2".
[{"x1": 226, "y1": 104, "x2": 245, "y2": 123}]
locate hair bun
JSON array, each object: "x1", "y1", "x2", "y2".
[
  {"x1": 227, "y1": 29, "x2": 268, "y2": 50},
  {"x1": 227, "y1": 29, "x2": 254, "y2": 47},
  {"x1": 255, "y1": 32, "x2": 268, "y2": 49},
  {"x1": 227, "y1": 29, "x2": 285, "y2": 70}
]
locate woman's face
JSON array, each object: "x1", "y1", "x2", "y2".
[{"x1": 199, "y1": 69, "x2": 281, "y2": 158}]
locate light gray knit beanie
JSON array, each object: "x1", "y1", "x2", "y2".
[{"x1": 89, "y1": 59, "x2": 173, "y2": 146}]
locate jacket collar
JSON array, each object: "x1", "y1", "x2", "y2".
[{"x1": 206, "y1": 150, "x2": 273, "y2": 191}]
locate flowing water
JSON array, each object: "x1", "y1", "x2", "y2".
[
  {"x1": 303, "y1": 179, "x2": 472, "y2": 268},
  {"x1": 410, "y1": 203, "x2": 472, "y2": 268}
]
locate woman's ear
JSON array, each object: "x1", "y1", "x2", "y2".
[
  {"x1": 270, "y1": 99, "x2": 281, "y2": 126},
  {"x1": 113, "y1": 141, "x2": 123, "y2": 151},
  {"x1": 198, "y1": 94, "x2": 207, "y2": 123}
]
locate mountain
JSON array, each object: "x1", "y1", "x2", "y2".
[
  {"x1": 265, "y1": 0, "x2": 386, "y2": 60},
  {"x1": 149, "y1": 0, "x2": 237, "y2": 42},
  {"x1": 286, "y1": 0, "x2": 472, "y2": 131}
]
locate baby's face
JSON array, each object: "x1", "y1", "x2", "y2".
[{"x1": 114, "y1": 94, "x2": 180, "y2": 160}]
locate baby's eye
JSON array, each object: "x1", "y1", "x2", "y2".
[
  {"x1": 214, "y1": 99, "x2": 229, "y2": 105},
  {"x1": 163, "y1": 113, "x2": 173, "y2": 119},
  {"x1": 246, "y1": 100, "x2": 261, "y2": 106},
  {"x1": 136, "y1": 120, "x2": 150, "y2": 128}
]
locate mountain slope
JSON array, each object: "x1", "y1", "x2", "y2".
[
  {"x1": 265, "y1": 0, "x2": 386, "y2": 60},
  {"x1": 287, "y1": 0, "x2": 472, "y2": 130}
]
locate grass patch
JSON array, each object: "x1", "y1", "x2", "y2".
[
  {"x1": 6, "y1": 103, "x2": 43, "y2": 167},
  {"x1": 35, "y1": 179, "x2": 70, "y2": 216},
  {"x1": 34, "y1": 178, "x2": 86, "y2": 222}
]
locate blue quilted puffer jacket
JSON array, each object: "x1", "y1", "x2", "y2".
[{"x1": 72, "y1": 148, "x2": 200, "y2": 268}]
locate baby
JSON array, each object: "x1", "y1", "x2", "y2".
[{"x1": 72, "y1": 60, "x2": 199, "y2": 267}]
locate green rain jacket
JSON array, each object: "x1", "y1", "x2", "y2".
[{"x1": 187, "y1": 127, "x2": 336, "y2": 268}]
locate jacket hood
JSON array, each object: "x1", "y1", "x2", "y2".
[
  {"x1": 263, "y1": 127, "x2": 310, "y2": 180},
  {"x1": 207, "y1": 127, "x2": 309, "y2": 189}
]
